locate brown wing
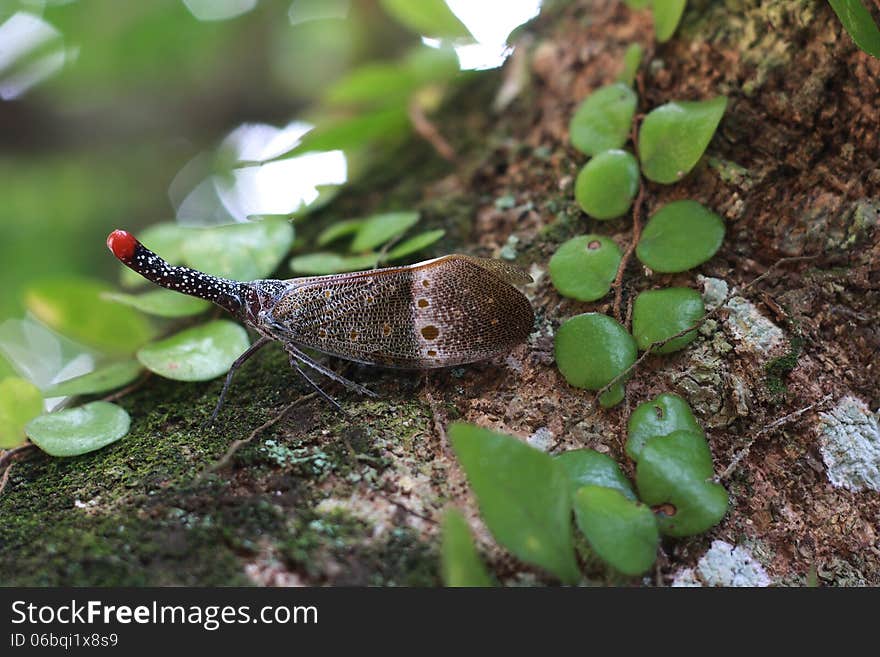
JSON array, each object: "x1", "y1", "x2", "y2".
[{"x1": 268, "y1": 255, "x2": 534, "y2": 369}]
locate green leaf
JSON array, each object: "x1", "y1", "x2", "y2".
[
  {"x1": 556, "y1": 449, "x2": 637, "y2": 501},
  {"x1": 625, "y1": 0, "x2": 651, "y2": 8},
  {"x1": 316, "y1": 219, "x2": 365, "y2": 247},
  {"x1": 549, "y1": 235, "x2": 622, "y2": 302},
  {"x1": 103, "y1": 289, "x2": 211, "y2": 318},
  {"x1": 653, "y1": 0, "x2": 687, "y2": 42},
  {"x1": 638, "y1": 96, "x2": 727, "y2": 183},
  {"x1": 449, "y1": 423, "x2": 580, "y2": 584},
  {"x1": 379, "y1": 0, "x2": 473, "y2": 40},
  {"x1": 289, "y1": 252, "x2": 379, "y2": 275},
  {"x1": 272, "y1": 107, "x2": 410, "y2": 161},
  {"x1": 554, "y1": 313, "x2": 637, "y2": 405},
  {"x1": 618, "y1": 43, "x2": 644, "y2": 87},
  {"x1": 387, "y1": 229, "x2": 446, "y2": 260},
  {"x1": 181, "y1": 217, "x2": 294, "y2": 280},
  {"x1": 441, "y1": 509, "x2": 494, "y2": 587},
  {"x1": 405, "y1": 44, "x2": 461, "y2": 80},
  {"x1": 573, "y1": 486, "x2": 659, "y2": 576},
  {"x1": 569, "y1": 83, "x2": 638, "y2": 156},
  {"x1": 626, "y1": 393, "x2": 702, "y2": 461},
  {"x1": 828, "y1": 0, "x2": 880, "y2": 58},
  {"x1": 25, "y1": 277, "x2": 154, "y2": 356},
  {"x1": 41, "y1": 360, "x2": 143, "y2": 398},
  {"x1": 0, "y1": 354, "x2": 13, "y2": 381},
  {"x1": 631, "y1": 287, "x2": 704, "y2": 353},
  {"x1": 119, "y1": 222, "x2": 192, "y2": 289},
  {"x1": 326, "y1": 46, "x2": 459, "y2": 108},
  {"x1": 574, "y1": 149, "x2": 640, "y2": 220},
  {"x1": 25, "y1": 401, "x2": 130, "y2": 457},
  {"x1": 290, "y1": 185, "x2": 340, "y2": 221},
  {"x1": 636, "y1": 430, "x2": 729, "y2": 537},
  {"x1": 599, "y1": 384, "x2": 626, "y2": 409},
  {"x1": 0, "y1": 378, "x2": 43, "y2": 449},
  {"x1": 326, "y1": 64, "x2": 422, "y2": 108},
  {"x1": 636, "y1": 200, "x2": 725, "y2": 272},
  {"x1": 350, "y1": 211, "x2": 420, "y2": 253},
  {"x1": 136, "y1": 320, "x2": 250, "y2": 382}
]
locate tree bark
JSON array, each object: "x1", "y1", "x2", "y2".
[{"x1": 1, "y1": 0, "x2": 877, "y2": 586}]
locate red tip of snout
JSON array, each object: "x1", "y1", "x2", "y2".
[{"x1": 107, "y1": 229, "x2": 138, "y2": 261}]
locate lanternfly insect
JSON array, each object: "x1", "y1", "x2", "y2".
[{"x1": 106, "y1": 229, "x2": 534, "y2": 420}]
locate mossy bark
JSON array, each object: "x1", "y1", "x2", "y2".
[{"x1": 2, "y1": 0, "x2": 878, "y2": 586}]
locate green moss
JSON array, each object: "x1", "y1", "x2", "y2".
[
  {"x1": 0, "y1": 471, "x2": 288, "y2": 586},
  {"x1": 687, "y1": 0, "x2": 817, "y2": 96},
  {"x1": 281, "y1": 509, "x2": 371, "y2": 579},
  {"x1": 707, "y1": 157, "x2": 753, "y2": 190},
  {"x1": 536, "y1": 209, "x2": 582, "y2": 245},
  {"x1": 764, "y1": 336, "x2": 804, "y2": 399},
  {"x1": 0, "y1": 321, "x2": 444, "y2": 585}
]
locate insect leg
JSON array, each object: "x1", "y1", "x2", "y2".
[
  {"x1": 288, "y1": 353, "x2": 350, "y2": 418},
  {"x1": 286, "y1": 345, "x2": 379, "y2": 398},
  {"x1": 208, "y1": 336, "x2": 271, "y2": 424}
]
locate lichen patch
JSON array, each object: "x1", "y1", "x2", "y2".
[
  {"x1": 672, "y1": 540, "x2": 771, "y2": 587},
  {"x1": 817, "y1": 396, "x2": 880, "y2": 492}
]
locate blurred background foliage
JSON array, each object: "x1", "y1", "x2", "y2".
[{"x1": 0, "y1": 0, "x2": 541, "y2": 382}]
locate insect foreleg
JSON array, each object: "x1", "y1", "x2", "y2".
[
  {"x1": 208, "y1": 336, "x2": 272, "y2": 425},
  {"x1": 286, "y1": 345, "x2": 379, "y2": 398}
]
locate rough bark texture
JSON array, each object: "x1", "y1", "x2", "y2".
[{"x1": 1, "y1": 0, "x2": 878, "y2": 586}]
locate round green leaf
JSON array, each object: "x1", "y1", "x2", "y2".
[
  {"x1": 631, "y1": 287, "x2": 704, "y2": 353},
  {"x1": 103, "y1": 290, "x2": 211, "y2": 318},
  {"x1": 556, "y1": 449, "x2": 637, "y2": 501},
  {"x1": 626, "y1": 393, "x2": 702, "y2": 461},
  {"x1": 574, "y1": 150, "x2": 640, "y2": 220},
  {"x1": 387, "y1": 229, "x2": 445, "y2": 261},
  {"x1": 25, "y1": 277, "x2": 154, "y2": 356},
  {"x1": 569, "y1": 83, "x2": 638, "y2": 156},
  {"x1": 350, "y1": 211, "x2": 420, "y2": 253},
  {"x1": 119, "y1": 222, "x2": 191, "y2": 289},
  {"x1": 636, "y1": 200, "x2": 725, "y2": 273},
  {"x1": 599, "y1": 383, "x2": 626, "y2": 409},
  {"x1": 181, "y1": 217, "x2": 295, "y2": 280},
  {"x1": 549, "y1": 235, "x2": 622, "y2": 302},
  {"x1": 554, "y1": 313, "x2": 637, "y2": 398},
  {"x1": 441, "y1": 509, "x2": 493, "y2": 587},
  {"x1": 316, "y1": 219, "x2": 365, "y2": 247},
  {"x1": 0, "y1": 377, "x2": 43, "y2": 448},
  {"x1": 42, "y1": 360, "x2": 143, "y2": 398},
  {"x1": 25, "y1": 401, "x2": 130, "y2": 457},
  {"x1": 289, "y1": 252, "x2": 379, "y2": 275},
  {"x1": 638, "y1": 96, "x2": 727, "y2": 183},
  {"x1": 618, "y1": 43, "x2": 644, "y2": 87},
  {"x1": 574, "y1": 486, "x2": 659, "y2": 576},
  {"x1": 653, "y1": 0, "x2": 687, "y2": 42},
  {"x1": 136, "y1": 320, "x2": 250, "y2": 382},
  {"x1": 636, "y1": 430, "x2": 729, "y2": 537},
  {"x1": 449, "y1": 422, "x2": 581, "y2": 584}
]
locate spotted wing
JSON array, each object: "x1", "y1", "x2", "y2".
[{"x1": 268, "y1": 255, "x2": 534, "y2": 369}]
